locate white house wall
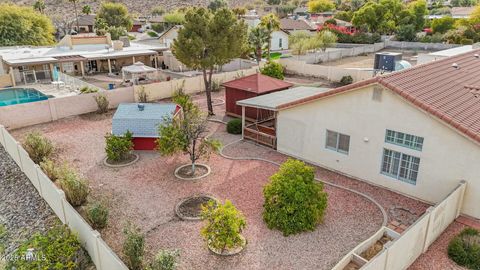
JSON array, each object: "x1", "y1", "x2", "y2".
[
  {"x1": 270, "y1": 31, "x2": 289, "y2": 51},
  {"x1": 276, "y1": 84, "x2": 480, "y2": 218}
]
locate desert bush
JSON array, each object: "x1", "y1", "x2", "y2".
[
  {"x1": 201, "y1": 200, "x2": 246, "y2": 252},
  {"x1": 57, "y1": 165, "x2": 89, "y2": 206},
  {"x1": 79, "y1": 86, "x2": 98, "y2": 94},
  {"x1": 94, "y1": 94, "x2": 109, "y2": 114},
  {"x1": 151, "y1": 23, "x2": 165, "y2": 33},
  {"x1": 260, "y1": 61, "x2": 284, "y2": 80},
  {"x1": 340, "y1": 75, "x2": 353, "y2": 86},
  {"x1": 0, "y1": 224, "x2": 6, "y2": 256},
  {"x1": 40, "y1": 158, "x2": 59, "y2": 181},
  {"x1": 22, "y1": 131, "x2": 55, "y2": 164},
  {"x1": 211, "y1": 79, "x2": 221, "y2": 92},
  {"x1": 137, "y1": 86, "x2": 148, "y2": 103},
  {"x1": 7, "y1": 225, "x2": 89, "y2": 269},
  {"x1": 147, "y1": 249, "x2": 180, "y2": 270},
  {"x1": 123, "y1": 223, "x2": 145, "y2": 270},
  {"x1": 226, "y1": 119, "x2": 242, "y2": 134},
  {"x1": 263, "y1": 159, "x2": 328, "y2": 236},
  {"x1": 105, "y1": 131, "x2": 134, "y2": 162},
  {"x1": 448, "y1": 228, "x2": 480, "y2": 269},
  {"x1": 148, "y1": 31, "x2": 159, "y2": 37},
  {"x1": 86, "y1": 200, "x2": 109, "y2": 229}
]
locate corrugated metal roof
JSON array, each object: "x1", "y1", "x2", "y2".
[
  {"x1": 222, "y1": 73, "x2": 293, "y2": 94},
  {"x1": 112, "y1": 103, "x2": 177, "y2": 137},
  {"x1": 236, "y1": 86, "x2": 330, "y2": 110}
]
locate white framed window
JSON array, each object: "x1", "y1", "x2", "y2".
[
  {"x1": 381, "y1": 148, "x2": 420, "y2": 184},
  {"x1": 385, "y1": 129, "x2": 424, "y2": 151},
  {"x1": 326, "y1": 130, "x2": 350, "y2": 154}
]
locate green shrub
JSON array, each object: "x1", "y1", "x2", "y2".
[
  {"x1": 86, "y1": 200, "x2": 109, "y2": 229},
  {"x1": 147, "y1": 31, "x2": 159, "y2": 37},
  {"x1": 340, "y1": 75, "x2": 353, "y2": 86},
  {"x1": 94, "y1": 94, "x2": 109, "y2": 114},
  {"x1": 7, "y1": 225, "x2": 89, "y2": 270},
  {"x1": 79, "y1": 86, "x2": 98, "y2": 94},
  {"x1": 211, "y1": 79, "x2": 221, "y2": 92},
  {"x1": 151, "y1": 23, "x2": 165, "y2": 33},
  {"x1": 260, "y1": 61, "x2": 284, "y2": 80},
  {"x1": 226, "y1": 119, "x2": 242, "y2": 134},
  {"x1": 40, "y1": 158, "x2": 59, "y2": 181},
  {"x1": 123, "y1": 223, "x2": 145, "y2": 270},
  {"x1": 0, "y1": 224, "x2": 6, "y2": 256},
  {"x1": 263, "y1": 159, "x2": 328, "y2": 236},
  {"x1": 57, "y1": 165, "x2": 89, "y2": 206},
  {"x1": 22, "y1": 131, "x2": 55, "y2": 164},
  {"x1": 137, "y1": 86, "x2": 148, "y2": 103},
  {"x1": 201, "y1": 200, "x2": 246, "y2": 252},
  {"x1": 105, "y1": 131, "x2": 134, "y2": 162},
  {"x1": 448, "y1": 228, "x2": 480, "y2": 269},
  {"x1": 147, "y1": 249, "x2": 180, "y2": 270}
]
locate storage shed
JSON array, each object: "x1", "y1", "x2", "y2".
[
  {"x1": 112, "y1": 103, "x2": 181, "y2": 150},
  {"x1": 223, "y1": 73, "x2": 293, "y2": 120}
]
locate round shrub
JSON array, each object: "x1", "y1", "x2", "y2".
[
  {"x1": 448, "y1": 228, "x2": 480, "y2": 269},
  {"x1": 6, "y1": 225, "x2": 89, "y2": 269},
  {"x1": 201, "y1": 200, "x2": 246, "y2": 252},
  {"x1": 226, "y1": 119, "x2": 242, "y2": 134},
  {"x1": 57, "y1": 165, "x2": 89, "y2": 207},
  {"x1": 260, "y1": 61, "x2": 285, "y2": 80},
  {"x1": 86, "y1": 201, "x2": 109, "y2": 229},
  {"x1": 22, "y1": 131, "x2": 54, "y2": 164},
  {"x1": 263, "y1": 159, "x2": 328, "y2": 236},
  {"x1": 39, "y1": 159, "x2": 59, "y2": 181},
  {"x1": 148, "y1": 249, "x2": 180, "y2": 270},
  {"x1": 123, "y1": 223, "x2": 145, "y2": 270},
  {"x1": 340, "y1": 75, "x2": 353, "y2": 86},
  {"x1": 105, "y1": 131, "x2": 134, "y2": 162}
]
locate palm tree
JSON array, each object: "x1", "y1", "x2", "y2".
[
  {"x1": 33, "y1": 0, "x2": 46, "y2": 14},
  {"x1": 82, "y1": 5, "x2": 91, "y2": 15},
  {"x1": 69, "y1": 0, "x2": 80, "y2": 33},
  {"x1": 248, "y1": 26, "x2": 269, "y2": 63},
  {"x1": 260, "y1": 13, "x2": 280, "y2": 60}
]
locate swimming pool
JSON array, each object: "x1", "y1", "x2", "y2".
[{"x1": 0, "y1": 88, "x2": 49, "y2": 106}]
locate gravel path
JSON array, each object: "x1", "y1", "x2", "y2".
[{"x1": 0, "y1": 145, "x2": 57, "y2": 255}]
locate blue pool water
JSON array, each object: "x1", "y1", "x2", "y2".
[{"x1": 0, "y1": 88, "x2": 49, "y2": 106}]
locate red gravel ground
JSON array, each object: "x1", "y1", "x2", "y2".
[
  {"x1": 409, "y1": 221, "x2": 468, "y2": 270},
  {"x1": 10, "y1": 90, "x2": 429, "y2": 270}
]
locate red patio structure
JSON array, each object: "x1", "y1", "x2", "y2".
[{"x1": 222, "y1": 73, "x2": 293, "y2": 120}]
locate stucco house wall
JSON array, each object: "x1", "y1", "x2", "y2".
[
  {"x1": 270, "y1": 31, "x2": 289, "y2": 51},
  {"x1": 276, "y1": 84, "x2": 480, "y2": 218}
]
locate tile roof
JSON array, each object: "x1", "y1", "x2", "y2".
[
  {"x1": 277, "y1": 49, "x2": 480, "y2": 144},
  {"x1": 222, "y1": 73, "x2": 293, "y2": 94},
  {"x1": 280, "y1": 18, "x2": 316, "y2": 31}
]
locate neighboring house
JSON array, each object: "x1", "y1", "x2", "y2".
[
  {"x1": 112, "y1": 103, "x2": 181, "y2": 150},
  {"x1": 270, "y1": 30, "x2": 289, "y2": 51},
  {"x1": 0, "y1": 34, "x2": 167, "y2": 85},
  {"x1": 130, "y1": 20, "x2": 145, "y2": 33},
  {"x1": 158, "y1": 25, "x2": 180, "y2": 48},
  {"x1": 280, "y1": 18, "x2": 317, "y2": 33},
  {"x1": 237, "y1": 50, "x2": 480, "y2": 219},
  {"x1": 72, "y1": 14, "x2": 96, "y2": 33}
]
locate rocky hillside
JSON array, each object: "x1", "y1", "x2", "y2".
[{"x1": 3, "y1": 0, "x2": 255, "y2": 17}]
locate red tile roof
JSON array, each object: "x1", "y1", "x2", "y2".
[
  {"x1": 222, "y1": 73, "x2": 293, "y2": 94},
  {"x1": 278, "y1": 50, "x2": 480, "y2": 144}
]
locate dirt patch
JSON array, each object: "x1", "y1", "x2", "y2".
[
  {"x1": 176, "y1": 195, "x2": 217, "y2": 220},
  {"x1": 80, "y1": 110, "x2": 115, "y2": 121},
  {"x1": 360, "y1": 235, "x2": 393, "y2": 261},
  {"x1": 343, "y1": 261, "x2": 361, "y2": 270}
]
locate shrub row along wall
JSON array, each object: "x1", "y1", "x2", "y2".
[
  {"x1": 0, "y1": 87, "x2": 135, "y2": 129},
  {"x1": 0, "y1": 126, "x2": 129, "y2": 270},
  {"x1": 279, "y1": 58, "x2": 374, "y2": 83},
  {"x1": 333, "y1": 181, "x2": 467, "y2": 270},
  {"x1": 135, "y1": 67, "x2": 258, "y2": 102},
  {"x1": 293, "y1": 42, "x2": 385, "y2": 64}
]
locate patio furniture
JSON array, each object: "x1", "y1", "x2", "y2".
[{"x1": 121, "y1": 62, "x2": 158, "y2": 86}]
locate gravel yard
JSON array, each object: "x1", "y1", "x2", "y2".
[
  {"x1": 0, "y1": 145, "x2": 57, "y2": 255},
  {"x1": 10, "y1": 90, "x2": 429, "y2": 269}
]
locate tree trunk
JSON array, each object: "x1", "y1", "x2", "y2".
[
  {"x1": 256, "y1": 47, "x2": 262, "y2": 64},
  {"x1": 190, "y1": 139, "x2": 196, "y2": 175},
  {"x1": 73, "y1": 1, "x2": 80, "y2": 34},
  {"x1": 203, "y1": 68, "x2": 214, "y2": 115},
  {"x1": 267, "y1": 37, "x2": 271, "y2": 61}
]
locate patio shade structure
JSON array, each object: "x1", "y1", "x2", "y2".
[
  {"x1": 236, "y1": 86, "x2": 330, "y2": 148},
  {"x1": 121, "y1": 62, "x2": 158, "y2": 85},
  {"x1": 222, "y1": 73, "x2": 293, "y2": 120}
]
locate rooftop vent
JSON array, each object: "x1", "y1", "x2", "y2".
[
  {"x1": 452, "y1": 63, "x2": 459, "y2": 69},
  {"x1": 475, "y1": 54, "x2": 480, "y2": 58},
  {"x1": 138, "y1": 104, "x2": 145, "y2": 111}
]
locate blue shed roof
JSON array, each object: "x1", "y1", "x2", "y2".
[{"x1": 112, "y1": 103, "x2": 178, "y2": 138}]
